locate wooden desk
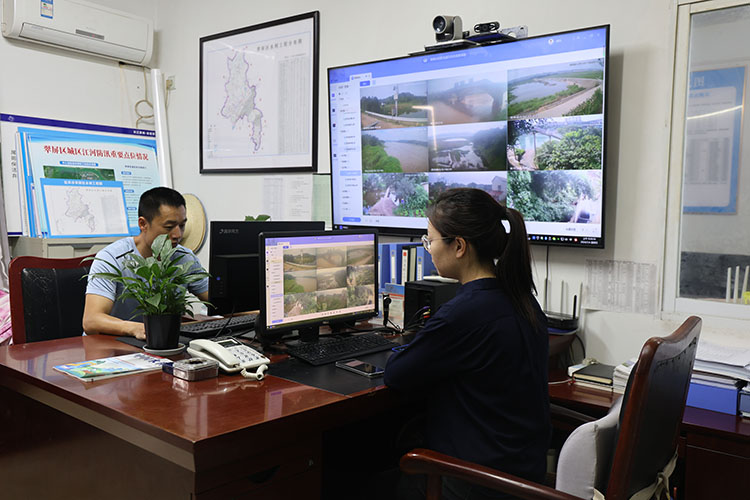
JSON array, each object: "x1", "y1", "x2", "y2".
[
  {"x1": 0, "y1": 335, "x2": 396, "y2": 499},
  {"x1": 549, "y1": 372, "x2": 750, "y2": 499},
  {"x1": 3, "y1": 338, "x2": 748, "y2": 499}
]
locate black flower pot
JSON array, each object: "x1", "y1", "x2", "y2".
[{"x1": 144, "y1": 314, "x2": 181, "y2": 350}]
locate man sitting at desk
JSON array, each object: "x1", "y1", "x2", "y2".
[{"x1": 82, "y1": 187, "x2": 209, "y2": 339}]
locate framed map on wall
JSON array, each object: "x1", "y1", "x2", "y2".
[{"x1": 199, "y1": 11, "x2": 319, "y2": 173}]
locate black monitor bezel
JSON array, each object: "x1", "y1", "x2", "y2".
[
  {"x1": 256, "y1": 229, "x2": 379, "y2": 345},
  {"x1": 327, "y1": 24, "x2": 610, "y2": 249},
  {"x1": 207, "y1": 220, "x2": 325, "y2": 315}
]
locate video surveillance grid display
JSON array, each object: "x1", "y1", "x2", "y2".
[
  {"x1": 328, "y1": 25, "x2": 609, "y2": 247},
  {"x1": 262, "y1": 232, "x2": 377, "y2": 332}
]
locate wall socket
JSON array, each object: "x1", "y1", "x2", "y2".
[{"x1": 166, "y1": 76, "x2": 176, "y2": 91}]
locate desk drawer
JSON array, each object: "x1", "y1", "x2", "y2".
[
  {"x1": 684, "y1": 434, "x2": 750, "y2": 500},
  {"x1": 195, "y1": 436, "x2": 321, "y2": 500}
]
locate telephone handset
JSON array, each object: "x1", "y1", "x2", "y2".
[{"x1": 187, "y1": 337, "x2": 270, "y2": 380}]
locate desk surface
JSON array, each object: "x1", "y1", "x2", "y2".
[
  {"x1": 548, "y1": 369, "x2": 750, "y2": 442},
  {"x1": 3, "y1": 337, "x2": 748, "y2": 445},
  {"x1": 1, "y1": 335, "x2": 355, "y2": 441}
]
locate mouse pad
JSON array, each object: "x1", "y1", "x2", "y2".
[{"x1": 270, "y1": 350, "x2": 393, "y2": 396}]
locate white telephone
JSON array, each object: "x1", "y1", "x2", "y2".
[{"x1": 187, "y1": 337, "x2": 270, "y2": 380}]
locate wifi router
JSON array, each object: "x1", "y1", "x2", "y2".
[{"x1": 544, "y1": 311, "x2": 579, "y2": 331}]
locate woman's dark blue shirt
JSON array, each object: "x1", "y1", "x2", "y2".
[{"x1": 384, "y1": 278, "x2": 551, "y2": 482}]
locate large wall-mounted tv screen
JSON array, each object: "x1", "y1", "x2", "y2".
[{"x1": 328, "y1": 25, "x2": 609, "y2": 248}]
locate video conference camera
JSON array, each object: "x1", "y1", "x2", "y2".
[
  {"x1": 474, "y1": 21, "x2": 500, "y2": 34},
  {"x1": 433, "y1": 15, "x2": 467, "y2": 42},
  {"x1": 419, "y1": 15, "x2": 528, "y2": 55}
]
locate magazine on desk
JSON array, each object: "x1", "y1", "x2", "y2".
[{"x1": 54, "y1": 352, "x2": 170, "y2": 382}]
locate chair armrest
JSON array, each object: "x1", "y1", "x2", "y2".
[
  {"x1": 400, "y1": 448, "x2": 583, "y2": 500},
  {"x1": 550, "y1": 403, "x2": 598, "y2": 425}
]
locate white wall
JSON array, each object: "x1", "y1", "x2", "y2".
[{"x1": 0, "y1": 0, "x2": 157, "y2": 128}]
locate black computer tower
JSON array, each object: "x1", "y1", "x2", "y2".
[
  {"x1": 404, "y1": 279, "x2": 460, "y2": 329},
  {"x1": 208, "y1": 220, "x2": 324, "y2": 315}
]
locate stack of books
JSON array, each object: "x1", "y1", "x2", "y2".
[
  {"x1": 687, "y1": 339, "x2": 750, "y2": 415},
  {"x1": 613, "y1": 358, "x2": 637, "y2": 394},
  {"x1": 570, "y1": 362, "x2": 615, "y2": 392}
]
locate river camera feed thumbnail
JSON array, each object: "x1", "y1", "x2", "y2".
[{"x1": 282, "y1": 245, "x2": 375, "y2": 317}]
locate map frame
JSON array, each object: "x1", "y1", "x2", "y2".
[{"x1": 199, "y1": 11, "x2": 319, "y2": 174}]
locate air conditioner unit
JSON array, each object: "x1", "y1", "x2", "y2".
[{"x1": 1, "y1": 0, "x2": 153, "y2": 66}]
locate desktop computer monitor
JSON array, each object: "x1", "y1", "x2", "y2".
[
  {"x1": 257, "y1": 229, "x2": 378, "y2": 345},
  {"x1": 208, "y1": 220, "x2": 325, "y2": 315}
]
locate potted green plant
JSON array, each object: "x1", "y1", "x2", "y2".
[{"x1": 86, "y1": 234, "x2": 210, "y2": 350}]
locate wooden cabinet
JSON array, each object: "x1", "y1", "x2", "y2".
[
  {"x1": 681, "y1": 407, "x2": 750, "y2": 500},
  {"x1": 196, "y1": 437, "x2": 321, "y2": 499}
]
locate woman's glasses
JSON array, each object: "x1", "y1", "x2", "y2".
[{"x1": 421, "y1": 234, "x2": 454, "y2": 252}]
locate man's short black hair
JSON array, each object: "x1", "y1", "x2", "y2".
[{"x1": 138, "y1": 187, "x2": 186, "y2": 222}]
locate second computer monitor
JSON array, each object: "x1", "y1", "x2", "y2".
[
  {"x1": 258, "y1": 229, "x2": 378, "y2": 344},
  {"x1": 208, "y1": 220, "x2": 325, "y2": 315}
]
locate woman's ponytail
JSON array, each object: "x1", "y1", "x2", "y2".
[{"x1": 495, "y1": 206, "x2": 539, "y2": 329}]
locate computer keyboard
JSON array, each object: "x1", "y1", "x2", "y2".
[
  {"x1": 179, "y1": 313, "x2": 257, "y2": 338},
  {"x1": 286, "y1": 332, "x2": 398, "y2": 366}
]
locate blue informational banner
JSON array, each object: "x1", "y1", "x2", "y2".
[{"x1": 0, "y1": 114, "x2": 159, "y2": 237}]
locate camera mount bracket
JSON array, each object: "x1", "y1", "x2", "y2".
[{"x1": 412, "y1": 22, "x2": 529, "y2": 55}]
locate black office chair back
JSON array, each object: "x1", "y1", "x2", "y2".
[
  {"x1": 9, "y1": 255, "x2": 93, "y2": 344},
  {"x1": 607, "y1": 316, "x2": 701, "y2": 500}
]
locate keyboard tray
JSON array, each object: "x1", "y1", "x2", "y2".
[{"x1": 179, "y1": 313, "x2": 257, "y2": 339}]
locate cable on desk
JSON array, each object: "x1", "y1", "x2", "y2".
[
  {"x1": 403, "y1": 306, "x2": 431, "y2": 332},
  {"x1": 545, "y1": 245, "x2": 550, "y2": 310},
  {"x1": 548, "y1": 377, "x2": 572, "y2": 385},
  {"x1": 573, "y1": 333, "x2": 586, "y2": 361},
  {"x1": 212, "y1": 312, "x2": 235, "y2": 339}
]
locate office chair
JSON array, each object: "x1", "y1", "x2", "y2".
[
  {"x1": 400, "y1": 316, "x2": 702, "y2": 500},
  {"x1": 8, "y1": 255, "x2": 94, "y2": 344}
]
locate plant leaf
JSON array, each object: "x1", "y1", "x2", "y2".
[{"x1": 145, "y1": 293, "x2": 161, "y2": 308}]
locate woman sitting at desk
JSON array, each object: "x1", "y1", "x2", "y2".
[{"x1": 385, "y1": 188, "x2": 550, "y2": 500}]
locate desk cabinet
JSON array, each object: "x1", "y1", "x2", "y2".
[
  {"x1": 195, "y1": 437, "x2": 321, "y2": 500},
  {"x1": 681, "y1": 407, "x2": 750, "y2": 500}
]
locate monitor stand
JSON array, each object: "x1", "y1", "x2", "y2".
[{"x1": 298, "y1": 326, "x2": 320, "y2": 343}]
